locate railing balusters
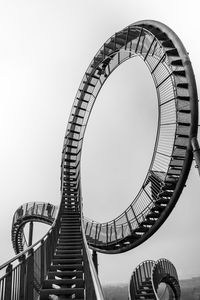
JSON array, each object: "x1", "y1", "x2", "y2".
[
  {"x1": 40, "y1": 240, "x2": 45, "y2": 285},
  {"x1": 5, "y1": 264, "x2": 12, "y2": 300},
  {"x1": 25, "y1": 249, "x2": 34, "y2": 300},
  {"x1": 19, "y1": 257, "x2": 25, "y2": 300}
]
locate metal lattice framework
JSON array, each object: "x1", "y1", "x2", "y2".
[
  {"x1": 0, "y1": 20, "x2": 198, "y2": 300},
  {"x1": 11, "y1": 202, "x2": 57, "y2": 254},
  {"x1": 61, "y1": 20, "x2": 198, "y2": 253},
  {"x1": 129, "y1": 258, "x2": 181, "y2": 299}
]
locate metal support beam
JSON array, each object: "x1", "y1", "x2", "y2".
[
  {"x1": 92, "y1": 250, "x2": 98, "y2": 274},
  {"x1": 191, "y1": 137, "x2": 200, "y2": 176},
  {"x1": 28, "y1": 221, "x2": 33, "y2": 247},
  {"x1": 5, "y1": 264, "x2": 12, "y2": 300}
]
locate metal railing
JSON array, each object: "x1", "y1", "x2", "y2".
[
  {"x1": 152, "y1": 258, "x2": 181, "y2": 299},
  {"x1": 128, "y1": 260, "x2": 154, "y2": 300},
  {"x1": 12, "y1": 202, "x2": 58, "y2": 254},
  {"x1": 81, "y1": 209, "x2": 105, "y2": 300},
  {"x1": 128, "y1": 258, "x2": 181, "y2": 300},
  {"x1": 12, "y1": 202, "x2": 57, "y2": 225},
  {"x1": 0, "y1": 215, "x2": 60, "y2": 300},
  {"x1": 60, "y1": 21, "x2": 198, "y2": 253},
  {"x1": 2, "y1": 199, "x2": 106, "y2": 299}
]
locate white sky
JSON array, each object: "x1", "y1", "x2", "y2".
[{"x1": 0, "y1": 0, "x2": 200, "y2": 286}]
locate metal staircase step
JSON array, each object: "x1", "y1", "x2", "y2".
[
  {"x1": 56, "y1": 245, "x2": 83, "y2": 250},
  {"x1": 61, "y1": 219, "x2": 81, "y2": 222},
  {"x1": 61, "y1": 212, "x2": 80, "y2": 215},
  {"x1": 55, "y1": 249, "x2": 82, "y2": 254},
  {"x1": 162, "y1": 39, "x2": 174, "y2": 48},
  {"x1": 173, "y1": 70, "x2": 186, "y2": 77},
  {"x1": 48, "y1": 270, "x2": 83, "y2": 278},
  {"x1": 60, "y1": 226, "x2": 81, "y2": 230},
  {"x1": 151, "y1": 205, "x2": 165, "y2": 212},
  {"x1": 146, "y1": 212, "x2": 160, "y2": 219},
  {"x1": 177, "y1": 83, "x2": 188, "y2": 89},
  {"x1": 156, "y1": 198, "x2": 169, "y2": 205},
  {"x1": 39, "y1": 287, "x2": 84, "y2": 297},
  {"x1": 166, "y1": 48, "x2": 179, "y2": 56},
  {"x1": 59, "y1": 230, "x2": 81, "y2": 235},
  {"x1": 50, "y1": 264, "x2": 83, "y2": 271},
  {"x1": 60, "y1": 231, "x2": 81, "y2": 235},
  {"x1": 54, "y1": 254, "x2": 82, "y2": 260},
  {"x1": 159, "y1": 190, "x2": 173, "y2": 197},
  {"x1": 57, "y1": 244, "x2": 83, "y2": 248},
  {"x1": 171, "y1": 59, "x2": 183, "y2": 66},
  {"x1": 140, "y1": 219, "x2": 156, "y2": 226},
  {"x1": 134, "y1": 226, "x2": 149, "y2": 233},
  {"x1": 58, "y1": 238, "x2": 82, "y2": 242},
  {"x1": 52, "y1": 258, "x2": 83, "y2": 264},
  {"x1": 43, "y1": 278, "x2": 84, "y2": 288}
]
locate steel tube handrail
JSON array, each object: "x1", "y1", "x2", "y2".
[
  {"x1": 65, "y1": 20, "x2": 198, "y2": 253},
  {"x1": 0, "y1": 210, "x2": 58, "y2": 271},
  {"x1": 11, "y1": 201, "x2": 58, "y2": 254},
  {"x1": 129, "y1": 258, "x2": 180, "y2": 299},
  {"x1": 81, "y1": 199, "x2": 105, "y2": 300},
  {"x1": 151, "y1": 258, "x2": 180, "y2": 299}
]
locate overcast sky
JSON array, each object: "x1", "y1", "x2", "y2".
[{"x1": 0, "y1": 0, "x2": 200, "y2": 286}]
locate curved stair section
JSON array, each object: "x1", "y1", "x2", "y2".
[
  {"x1": 1, "y1": 198, "x2": 105, "y2": 299},
  {"x1": 11, "y1": 202, "x2": 57, "y2": 253},
  {"x1": 129, "y1": 258, "x2": 181, "y2": 299},
  {"x1": 76, "y1": 20, "x2": 198, "y2": 253},
  {"x1": 129, "y1": 260, "x2": 155, "y2": 300},
  {"x1": 152, "y1": 258, "x2": 181, "y2": 300}
]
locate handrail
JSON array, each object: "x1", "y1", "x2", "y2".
[
  {"x1": 152, "y1": 282, "x2": 159, "y2": 300},
  {"x1": 11, "y1": 201, "x2": 58, "y2": 253},
  {"x1": 60, "y1": 20, "x2": 198, "y2": 254},
  {"x1": 81, "y1": 198, "x2": 105, "y2": 300},
  {"x1": 151, "y1": 258, "x2": 180, "y2": 299},
  {"x1": 129, "y1": 258, "x2": 180, "y2": 300},
  {"x1": 0, "y1": 208, "x2": 57, "y2": 271}
]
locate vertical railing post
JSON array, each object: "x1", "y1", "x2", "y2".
[
  {"x1": 40, "y1": 240, "x2": 45, "y2": 284},
  {"x1": 5, "y1": 264, "x2": 12, "y2": 300},
  {"x1": 25, "y1": 203, "x2": 28, "y2": 214},
  {"x1": 121, "y1": 224, "x2": 124, "y2": 238},
  {"x1": 41, "y1": 203, "x2": 45, "y2": 216},
  {"x1": 45, "y1": 234, "x2": 50, "y2": 268},
  {"x1": 97, "y1": 224, "x2": 101, "y2": 240},
  {"x1": 94, "y1": 224, "x2": 98, "y2": 243},
  {"x1": 114, "y1": 220, "x2": 117, "y2": 241},
  {"x1": 109, "y1": 226, "x2": 111, "y2": 242},
  {"x1": 28, "y1": 221, "x2": 34, "y2": 247},
  {"x1": 106, "y1": 223, "x2": 108, "y2": 244},
  {"x1": 19, "y1": 255, "x2": 26, "y2": 300},
  {"x1": 25, "y1": 249, "x2": 34, "y2": 300}
]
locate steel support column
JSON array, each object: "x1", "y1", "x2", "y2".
[{"x1": 28, "y1": 221, "x2": 34, "y2": 247}]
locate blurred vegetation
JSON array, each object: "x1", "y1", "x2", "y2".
[{"x1": 103, "y1": 277, "x2": 200, "y2": 300}]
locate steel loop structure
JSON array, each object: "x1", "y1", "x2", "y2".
[
  {"x1": 129, "y1": 258, "x2": 181, "y2": 299},
  {"x1": 12, "y1": 202, "x2": 58, "y2": 254},
  {"x1": 62, "y1": 19, "x2": 198, "y2": 253},
  {"x1": 0, "y1": 20, "x2": 199, "y2": 299}
]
